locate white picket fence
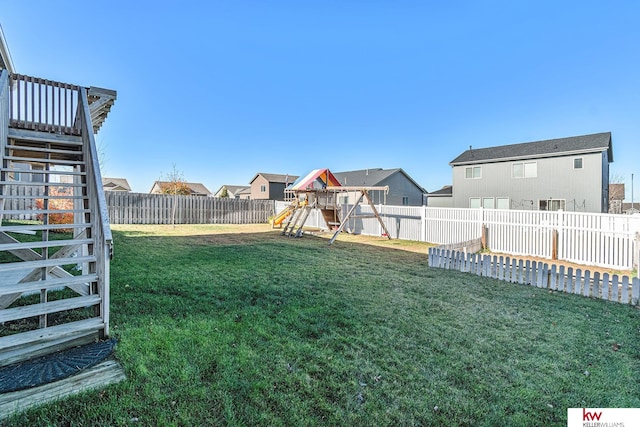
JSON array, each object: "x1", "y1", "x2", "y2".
[
  {"x1": 428, "y1": 248, "x2": 640, "y2": 306},
  {"x1": 275, "y1": 202, "x2": 640, "y2": 270}
]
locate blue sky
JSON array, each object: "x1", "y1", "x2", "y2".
[{"x1": 3, "y1": 1, "x2": 640, "y2": 198}]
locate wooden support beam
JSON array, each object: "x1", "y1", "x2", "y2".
[
  {"x1": 329, "y1": 191, "x2": 365, "y2": 245},
  {"x1": 362, "y1": 189, "x2": 391, "y2": 240}
]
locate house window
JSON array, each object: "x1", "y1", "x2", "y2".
[
  {"x1": 539, "y1": 199, "x2": 565, "y2": 211},
  {"x1": 496, "y1": 197, "x2": 510, "y2": 210},
  {"x1": 469, "y1": 197, "x2": 481, "y2": 208},
  {"x1": 338, "y1": 196, "x2": 349, "y2": 205},
  {"x1": 512, "y1": 162, "x2": 537, "y2": 178},
  {"x1": 482, "y1": 198, "x2": 494, "y2": 209},
  {"x1": 574, "y1": 158, "x2": 583, "y2": 169},
  {"x1": 260, "y1": 185, "x2": 266, "y2": 192},
  {"x1": 465, "y1": 166, "x2": 481, "y2": 179},
  {"x1": 402, "y1": 196, "x2": 409, "y2": 206}
]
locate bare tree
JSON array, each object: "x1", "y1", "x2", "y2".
[
  {"x1": 159, "y1": 164, "x2": 191, "y2": 226},
  {"x1": 609, "y1": 171, "x2": 625, "y2": 214}
]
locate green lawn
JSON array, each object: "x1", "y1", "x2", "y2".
[{"x1": 4, "y1": 224, "x2": 640, "y2": 426}]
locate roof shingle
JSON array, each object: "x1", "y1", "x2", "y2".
[{"x1": 450, "y1": 132, "x2": 612, "y2": 165}]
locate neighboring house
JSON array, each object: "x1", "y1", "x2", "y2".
[
  {"x1": 333, "y1": 168, "x2": 426, "y2": 206},
  {"x1": 150, "y1": 181, "x2": 212, "y2": 196},
  {"x1": 236, "y1": 186, "x2": 252, "y2": 200},
  {"x1": 213, "y1": 185, "x2": 250, "y2": 199},
  {"x1": 426, "y1": 185, "x2": 454, "y2": 208},
  {"x1": 449, "y1": 132, "x2": 613, "y2": 213},
  {"x1": 102, "y1": 177, "x2": 131, "y2": 192},
  {"x1": 249, "y1": 173, "x2": 298, "y2": 201},
  {"x1": 621, "y1": 203, "x2": 640, "y2": 215}
]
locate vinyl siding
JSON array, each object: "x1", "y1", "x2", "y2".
[{"x1": 452, "y1": 152, "x2": 606, "y2": 212}]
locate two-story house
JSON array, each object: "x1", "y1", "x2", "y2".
[
  {"x1": 249, "y1": 173, "x2": 298, "y2": 201},
  {"x1": 333, "y1": 168, "x2": 427, "y2": 206},
  {"x1": 448, "y1": 132, "x2": 613, "y2": 213}
]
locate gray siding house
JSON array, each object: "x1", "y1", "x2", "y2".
[
  {"x1": 333, "y1": 168, "x2": 426, "y2": 206},
  {"x1": 426, "y1": 185, "x2": 453, "y2": 208},
  {"x1": 249, "y1": 173, "x2": 298, "y2": 201},
  {"x1": 449, "y1": 132, "x2": 613, "y2": 213}
]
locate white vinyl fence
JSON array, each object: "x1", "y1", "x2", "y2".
[
  {"x1": 428, "y1": 248, "x2": 640, "y2": 306},
  {"x1": 275, "y1": 202, "x2": 640, "y2": 270}
]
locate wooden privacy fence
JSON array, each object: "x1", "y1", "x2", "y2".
[
  {"x1": 105, "y1": 192, "x2": 274, "y2": 225},
  {"x1": 428, "y1": 248, "x2": 640, "y2": 306}
]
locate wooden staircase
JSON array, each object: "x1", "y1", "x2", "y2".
[{"x1": 0, "y1": 70, "x2": 115, "y2": 369}]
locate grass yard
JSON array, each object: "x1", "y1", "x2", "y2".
[{"x1": 4, "y1": 224, "x2": 640, "y2": 426}]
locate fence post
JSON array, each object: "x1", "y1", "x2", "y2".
[
  {"x1": 634, "y1": 232, "x2": 640, "y2": 271},
  {"x1": 421, "y1": 206, "x2": 427, "y2": 243},
  {"x1": 481, "y1": 224, "x2": 489, "y2": 250},
  {"x1": 551, "y1": 229, "x2": 558, "y2": 260}
]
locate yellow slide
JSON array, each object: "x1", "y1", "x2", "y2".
[{"x1": 273, "y1": 204, "x2": 295, "y2": 226}]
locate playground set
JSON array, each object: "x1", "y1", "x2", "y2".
[{"x1": 273, "y1": 168, "x2": 391, "y2": 244}]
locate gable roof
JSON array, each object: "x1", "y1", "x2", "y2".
[
  {"x1": 450, "y1": 132, "x2": 613, "y2": 166},
  {"x1": 249, "y1": 173, "x2": 298, "y2": 185},
  {"x1": 428, "y1": 185, "x2": 453, "y2": 197},
  {"x1": 151, "y1": 181, "x2": 211, "y2": 196},
  {"x1": 215, "y1": 185, "x2": 250, "y2": 196},
  {"x1": 333, "y1": 168, "x2": 426, "y2": 192},
  {"x1": 102, "y1": 177, "x2": 131, "y2": 192}
]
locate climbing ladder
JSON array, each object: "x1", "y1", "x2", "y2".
[{"x1": 282, "y1": 198, "x2": 317, "y2": 237}]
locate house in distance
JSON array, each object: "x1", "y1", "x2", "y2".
[{"x1": 443, "y1": 132, "x2": 613, "y2": 213}]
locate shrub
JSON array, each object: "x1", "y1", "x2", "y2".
[{"x1": 35, "y1": 187, "x2": 75, "y2": 233}]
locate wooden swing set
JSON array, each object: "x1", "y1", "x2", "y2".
[{"x1": 275, "y1": 169, "x2": 391, "y2": 245}]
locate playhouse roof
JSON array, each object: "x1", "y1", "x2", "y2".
[{"x1": 289, "y1": 168, "x2": 341, "y2": 191}]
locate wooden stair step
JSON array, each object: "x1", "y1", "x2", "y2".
[
  {"x1": 0, "y1": 223, "x2": 92, "y2": 233},
  {"x1": 0, "y1": 237, "x2": 93, "y2": 252},
  {"x1": 0, "y1": 255, "x2": 96, "y2": 273},
  {"x1": 0, "y1": 168, "x2": 86, "y2": 177},
  {"x1": 0, "y1": 274, "x2": 96, "y2": 296},
  {"x1": 6, "y1": 144, "x2": 83, "y2": 156},
  {"x1": 0, "y1": 181, "x2": 86, "y2": 187},
  {"x1": 0, "y1": 294, "x2": 102, "y2": 323},
  {"x1": 8, "y1": 128, "x2": 83, "y2": 146},
  {"x1": 0, "y1": 318, "x2": 105, "y2": 367},
  {"x1": 4, "y1": 155, "x2": 83, "y2": 166},
  {"x1": 0, "y1": 194, "x2": 86, "y2": 200},
  {"x1": 0, "y1": 208, "x2": 90, "y2": 217}
]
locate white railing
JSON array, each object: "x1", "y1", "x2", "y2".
[{"x1": 274, "y1": 202, "x2": 640, "y2": 270}]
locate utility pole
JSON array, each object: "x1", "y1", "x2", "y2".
[{"x1": 632, "y1": 173, "x2": 635, "y2": 212}]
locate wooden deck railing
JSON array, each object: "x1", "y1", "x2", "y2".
[
  {"x1": 78, "y1": 86, "x2": 113, "y2": 335},
  {"x1": 9, "y1": 73, "x2": 81, "y2": 135},
  {"x1": 0, "y1": 70, "x2": 9, "y2": 222}
]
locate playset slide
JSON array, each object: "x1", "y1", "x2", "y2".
[{"x1": 273, "y1": 204, "x2": 295, "y2": 226}]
